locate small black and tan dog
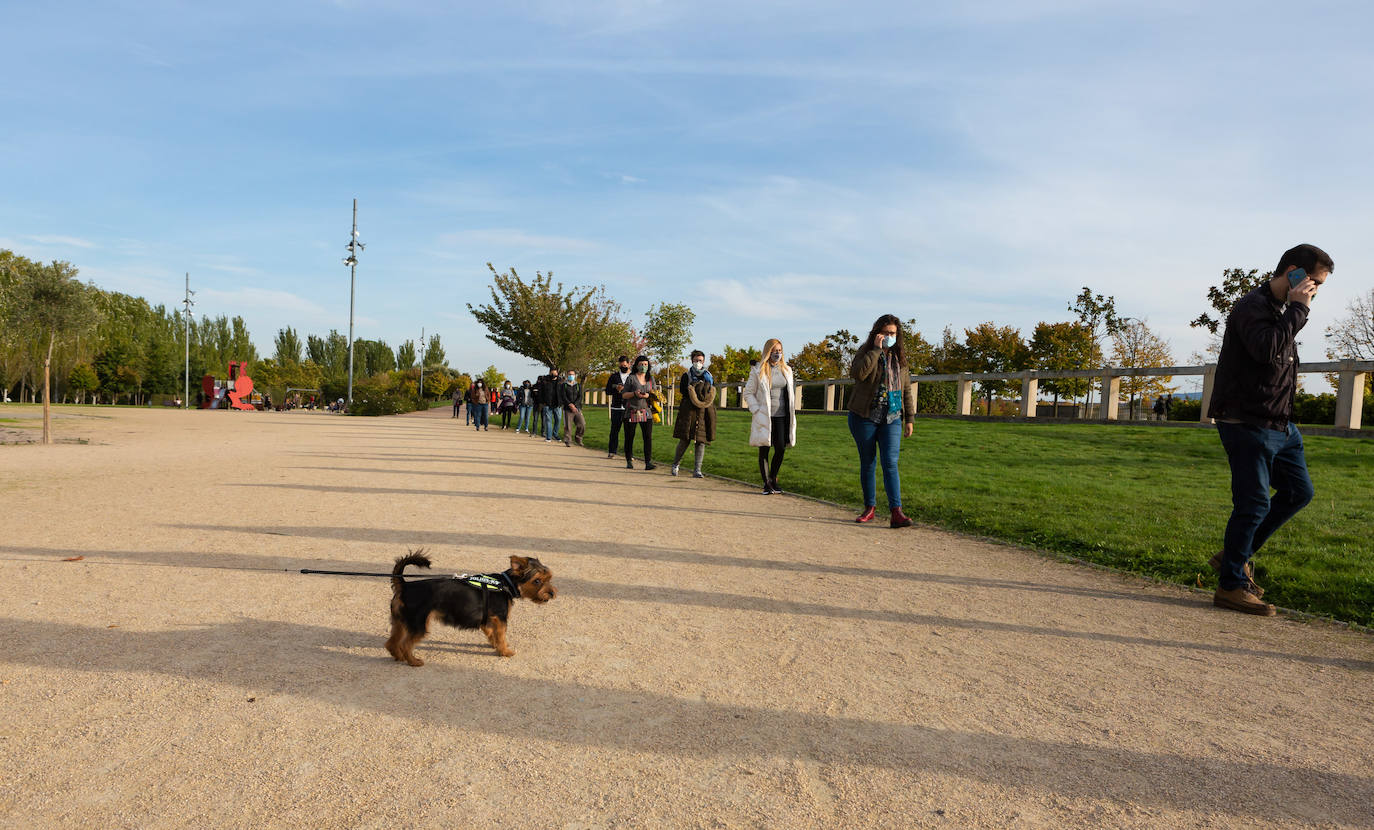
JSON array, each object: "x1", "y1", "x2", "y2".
[{"x1": 385, "y1": 550, "x2": 557, "y2": 665}]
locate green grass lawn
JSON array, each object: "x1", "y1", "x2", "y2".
[{"x1": 568, "y1": 407, "x2": 1374, "y2": 626}]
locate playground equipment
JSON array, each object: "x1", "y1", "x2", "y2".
[{"x1": 200, "y1": 361, "x2": 256, "y2": 411}]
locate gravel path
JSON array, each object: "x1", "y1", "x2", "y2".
[{"x1": 1, "y1": 406, "x2": 1371, "y2": 829}]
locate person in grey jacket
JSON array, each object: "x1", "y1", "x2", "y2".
[{"x1": 559, "y1": 371, "x2": 585, "y2": 446}]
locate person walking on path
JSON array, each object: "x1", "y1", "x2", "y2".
[
  {"x1": 452, "y1": 385, "x2": 462, "y2": 419},
  {"x1": 530, "y1": 374, "x2": 546, "y2": 438},
  {"x1": 1153, "y1": 396, "x2": 1166, "y2": 421},
  {"x1": 1207, "y1": 243, "x2": 1332, "y2": 616},
  {"x1": 463, "y1": 382, "x2": 474, "y2": 425},
  {"x1": 470, "y1": 380, "x2": 490, "y2": 431},
  {"x1": 671, "y1": 354, "x2": 716, "y2": 477},
  {"x1": 621, "y1": 355, "x2": 657, "y2": 470},
  {"x1": 497, "y1": 381, "x2": 516, "y2": 430},
  {"x1": 605, "y1": 355, "x2": 632, "y2": 459},
  {"x1": 743, "y1": 338, "x2": 796, "y2": 494},
  {"x1": 560, "y1": 370, "x2": 586, "y2": 447},
  {"x1": 539, "y1": 368, "x2": 562, "y2": 443},
  {"x1": 848, "y1": 314, "x2": 916, "y2": 528},
  {"x1": 516, "y1": 380, "x2": 535, "y2": 433}
]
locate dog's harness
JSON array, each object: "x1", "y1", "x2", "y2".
[{"x1": 453, "y1": 570, "x2": 522, "y2": 625}]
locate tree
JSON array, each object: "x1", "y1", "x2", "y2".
[
  {"x1": 1029, "y1": 321, "x2": 1096, "y2": 413},
  {"x1": 1067, "y1": 286, "x2": 1124, "y2": 412},
  {"x1": 963, "y1": 323, "x2": 1027, "y2": 414},
  {"x1": 68, "y1": 363, "x2": 98, "y2": 404},
  {"x1": 0, "y1": 259, "x2": 97, "y2": 442},
  {"x1": 642, "y1": 302, "x2": 696, "y2": 371},
  {"x1": 480, "y1": 365, "x2": 506, "y2": 389},
  {"x1": 395, "y1": 339, "x2": 417, "y2": 370},
  {"x1": 1110, "y1": 319, "x2": 1174, "y2": 418},
  {"x1": 273, "y1": 326, "x2": 303, "y2": 365},
  {"x1": 790, "y1": 340, "x2": 841, "y2": 381},
  {"x1": 708, "y1": 344, "x2": 762, "y2": 383},
  {"x1": 901, "y1": 320, "x2": 935, "y2": 374},
  {"x1": 424, "y1": 333, "x2": 447, "y2": 368},
  {"x1": 1325, "y1": 288, "x2": 1374, "y2": 395},
  {"x1": 1189, "y1": 268, "x2": 1269, "y2": 335},
  {"x1": 468, "y1": 263, "x2": 631, "y2": 375}
]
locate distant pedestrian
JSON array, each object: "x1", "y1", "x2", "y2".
[
  {"x1": 452, "y1": 385, "x2": 462, "y2": 419},
  {"x1": 498, "y1": 381, "x2": 516, "y2": 429},
  {"x1": 671, "y1": 364, "x2": 716, "y2": 478},
  {"x1": 1153, "y1": 396, "x2": 1166, "y2": 421},
  {"x1": 463, "y1": 382, "x2": 474, "y2": 425},
  {"x1": 560, "y1": 370, "x2": 585, "y2": 446},
  {"x1": 538, "y1": 368, "x2": 562, "y2": 442},
  {"x1": 605, "y1": 355, "x2": 632, "y2": 459},
  {"x1": 848, "y1": 314, "x2": 915, "y2": 528},
  {"x1": 1164, "y1": 393, "x2": 1174, "y2": 421},
  {"x1": 621, "y1": 355, "x2": 657, "y2": 470},
  {"x1": 743, "y1": 339, "x2": 796, "y2": 494},
  {"x1": 1207, "y1": 243, "x2": 1332, "y2": 616},
  {"x1": 516, "y1": 380, "x2": 535, "y2": 433},
  {"x1": 470, "y1": 380, "x2": 490, "y2": 431}
]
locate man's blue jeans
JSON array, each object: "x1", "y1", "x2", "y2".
[
  {"x1": 1215, "y1": 421, "x2": 1314, "y2": 590},
  {"x1": 848, "y1": 411, "x2": 902, "y2": 509},
  {"x1": 517, "y1": 405, "x2": 532, "y2": 432},
  {"x1": 542, "y1": 405, "x2": 562, "y2": 440}
]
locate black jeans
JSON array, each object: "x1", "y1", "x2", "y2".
[
  {"x1": 624, "y1": 421, "x2": 652, "y2": 465},
  {"x1": 608, "y1": 407, "x2": 628, "y2": 455},
  {"x1": 758, "y1": 415, "x2": 788, "y2": 484},
  {"x1": 1215, "y1": 421, "x2": 1314, "y2": 590}
]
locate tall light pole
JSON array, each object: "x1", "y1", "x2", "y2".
[
  {"x1": 343, "y1": 199, "x2": 364, "y2": 406},
  {"x1": 418, "y1": 326, "x2": 425, "y2": 406},
  {"x1": 182, "y1": 272, "x2": 195, "y2": 409}
]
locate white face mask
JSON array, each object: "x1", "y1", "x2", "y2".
[
  {"x1": 768, "y1": 353, "x2": 781, "y2": 364},
  {"x1": 692, "y1": 361, "x2": 704, "y2": 371},
  {"x1": 882, "y1": 334, "x2": 896, "y2": 349}
]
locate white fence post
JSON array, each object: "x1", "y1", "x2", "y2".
[
  {"x1": 1101, "y1": 371, "x2": 1120, "y2": 421},
  {"x1": 1335, "y1": 360, "x2": 1367, "y2": 430},
  {"x1": 1020, "y1": 371, "x2": 1038, "y2": 418}
]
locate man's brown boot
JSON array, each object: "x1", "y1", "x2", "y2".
[
  {"x1": 1213, "y1": 587, "x2": 1275, "y2": 616},
  {"x1": 1208, "y1": 551, "x2": 1263, "y2": 598}
]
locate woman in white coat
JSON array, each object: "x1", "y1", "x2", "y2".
[{"x1": 742, "y1": 338, "x2": 797, "y2": 494}]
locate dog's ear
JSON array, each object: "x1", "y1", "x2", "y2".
[{"x1": 509, "y1": 555, "x2": 530, "y2": 573}]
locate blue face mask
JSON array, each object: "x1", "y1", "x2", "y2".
[{"x1": 882, "y1": 335, "x2": 896, "y2": 349}]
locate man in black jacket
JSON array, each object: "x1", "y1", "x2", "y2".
[
  {"x1": 537, "y1": 368, "x2": 562, "y2": 442},
  {"x1": 559, "y1": 370, "x2": 585, "y2": 446},
  {"x1": 1207, "y1": 243, "x2": 1332, "y2": 615},
  {"x1": 604, "y1": 355, "x2": 631, "y2": 458}
]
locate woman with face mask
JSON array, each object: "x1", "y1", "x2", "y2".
[
  {"x1": 671, "y1": 350, "x2": 716, "y2": 477},
  {"x1": 470, "y1": 380, "x2": 490, "y2": 432},
  {"x1": 742, "y1": 338, "x2": 796, "y2": 494},
  {"x1": 620, "y1": 355, "x2": 657, "y2": 470},
  {"x1": 497, "y1": 380, "x2": 517, "y2": 429},
  {"x1": 848, "y1": 314, "x2": 915, "y2": 527}
]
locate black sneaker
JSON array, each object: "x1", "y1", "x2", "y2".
[{"x1": 644, "y1": 463, "x2": 657, "y2": 471}]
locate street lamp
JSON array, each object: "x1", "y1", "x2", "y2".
[
  {"x1": 343, "y1": 199, "x2": 364, "y2": 407},
  {"x1": 182, "y1": 272, "x2": 195, "y2": 409}
]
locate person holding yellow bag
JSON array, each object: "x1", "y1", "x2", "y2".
[{"x1": 620, "y1": 355, "x2": 658, "y2": 471}]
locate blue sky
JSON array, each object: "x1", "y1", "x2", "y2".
[{"x1": 3, "y1": 1, "x2": 1371, "y2": 388}]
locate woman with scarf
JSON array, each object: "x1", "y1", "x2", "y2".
[
  {"x1": 848, "y1": 314, "x2": 915, "y2": 528},
  {"x1": 497, "y1": 380, "x2": 517, "y2": 429},
  {"x1": 620, "y1": 355, "x2": 658, "y2": 471},
  {"x1": 469, "y1": 379, "x2": 490, "y2": 432},
  {"x1": 671, "y1": 350, "x2": 716, "y2": 477},
  {"x1": 742, "y1": 338, "x2": 796, "y2": 494}
]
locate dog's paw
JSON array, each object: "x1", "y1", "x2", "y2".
[
  {"x1": 405, "y1": 657, "x2": 425, "y2": 667},
  {"x1": 497, "y1": 648, "x2": 515, "y2": 657}
]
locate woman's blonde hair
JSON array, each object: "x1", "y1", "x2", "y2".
[{"x1": 758, "y1": 338, "x2": 787, "y2": 386}]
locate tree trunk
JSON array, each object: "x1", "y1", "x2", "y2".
[{"x1": 43, "y1": 333, "x2": 53, "y2": 445}]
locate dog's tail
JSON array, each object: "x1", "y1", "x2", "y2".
[{"x1": 392, "y1": 549, "x2": 431, "y2": 594}]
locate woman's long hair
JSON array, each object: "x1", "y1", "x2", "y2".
[
  {"x1": 758, "y1": 338, "x2": 787, "y2": 387},
  {"x1": 866, "y1": 314, "x2": 905, "y2": 367}
]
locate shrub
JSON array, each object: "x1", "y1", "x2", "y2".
[
  {"x1": 1169, "y1": 398, "x2": 1201, "y2": 421},
  {"x1": 917, "y1": 381, "x2": 956, "y2": 414},
  {"x1": 1293, "y1": 392, "x2": 1336, "y2": 425},
  {"x1": 350, "y1": 372, "x2": 420, "y2": 416}
]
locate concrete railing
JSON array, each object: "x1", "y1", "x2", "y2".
[{"x1": 703, "y1": 360, "x2": 1372, "y2": 430}]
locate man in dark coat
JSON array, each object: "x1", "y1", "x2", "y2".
[{"x1": 1207, "y1": 243, "x2": 1332, "y2": 616}]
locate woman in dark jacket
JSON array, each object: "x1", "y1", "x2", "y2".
[
  {"x1": 469, "y1": 380, "x2": 490, "y2": 432},
  {"x1": 671, "y1": 378, "x2": 716, "y2": 477},
  {"x1": 848, "y1": 314, "x2": 916, "y2": 528}
]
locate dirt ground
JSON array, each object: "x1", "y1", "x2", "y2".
[{"x1": 1, "y1": 405, "x2": 1371, "y2": 829}]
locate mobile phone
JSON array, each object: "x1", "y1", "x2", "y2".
[{"x1": 1288, "y1": 267, "x2": 1308, "y2": 287}]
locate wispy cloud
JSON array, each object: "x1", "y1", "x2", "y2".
[
  {"x1": 25, "y1": 234, "x2": 96, "y2": 249},
  {"x1": 436, "y1": 229, "x2": 598, "y2": 254}
]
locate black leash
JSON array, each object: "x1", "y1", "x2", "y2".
[{"x1": 299, "y1": 568, "x2": 445, "y2": 579}]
